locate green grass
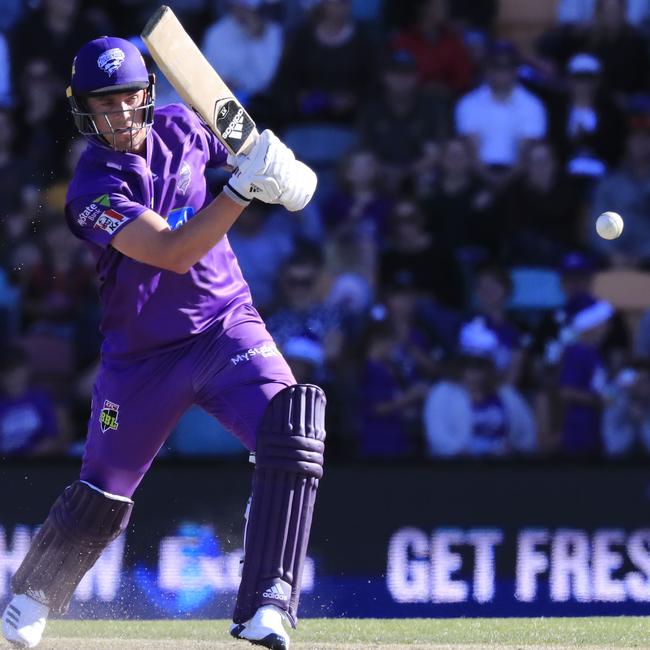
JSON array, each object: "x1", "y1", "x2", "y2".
[{"x1": 45, "y1": 617, "x2": 650, "y2": 647}]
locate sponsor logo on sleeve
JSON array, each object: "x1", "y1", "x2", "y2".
[
  {"x1": 76, "y1": 194, "x2": 112, "y2": 226},
  {"x1": 94, "y1": 208, "x2": 129, "y2": 234},
  {"x1": 99, "y1": 399, "x2": 120, "y2": 432}
]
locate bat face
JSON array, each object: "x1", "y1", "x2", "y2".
[{"x1": 142, "y1": 5, "x2": 258, "y2": 156}]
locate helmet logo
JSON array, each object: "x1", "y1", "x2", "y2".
[{"x1": 97, "y1": 48, "x2": 125, "y2": 77}]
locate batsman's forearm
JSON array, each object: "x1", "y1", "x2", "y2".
[{"x1": 168, "y1": 191, "x2": 245, "y2": 273}]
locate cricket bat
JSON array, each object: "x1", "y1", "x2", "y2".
[{"x1": 141, "y1": 5, "x2": 257, "y2": 157}]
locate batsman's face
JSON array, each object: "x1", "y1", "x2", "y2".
[{"x1": 86, "y1": 89, "x2": 148, "y2": 152}]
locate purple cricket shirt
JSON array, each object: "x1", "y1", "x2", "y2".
[{"x1": 65, "y1": 103, "x2": 252, "y2": 359}]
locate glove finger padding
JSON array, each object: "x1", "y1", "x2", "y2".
[{"x1": 277, "y1": 160, "x2": 318, "y2": 212}]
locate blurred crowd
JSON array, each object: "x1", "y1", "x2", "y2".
[{"x1": 4, "y1": 0, "x2": 650, "y2": 461}]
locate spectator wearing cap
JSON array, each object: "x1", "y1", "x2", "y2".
[
  {"x1": 587, "y1": 114, "x2": 650, "y2": 266},
  {"x1": 357, "y1": 49, "x2": 450, "y2": 194},
  {"x1": 533, "y1": 251, "x2": 628, "y2": 367},
  {"x1": 455, "y1": 40, "x2": 547, "y2": 186},
  {"x1": 557, "y1": 298, "x2": 614, "y2": 457},
  {"x1": 423, "y1": 317, "x2": 536, "y2": 457},
  {"x1": 390, "y1": 0, "x2": 473, "y2": 96},
  {"x1": 201, "y1": 0, "x2": 283, "y2": 110},
  {"x1": 548, "y1": 53, "x2": 626, "y2": 175},
  {"x1": 540, "y1": 0, "x2": 650, "y2": 98}
]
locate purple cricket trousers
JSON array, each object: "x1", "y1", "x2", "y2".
[{"x1": 80, "y1": 303, "x2": 295, "y2": 497}]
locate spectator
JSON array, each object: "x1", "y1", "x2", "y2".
[
  {"x1": 587, "y1": 118, "x2": 650, "y2": 266},
  {"x1": 602, "y1": 361, "x2": 650, "y2": 456},
  {"x1": 540, "y1": 0, "x2": 650, "y2": 98},
  {"x1": 379, "y1": 198, "x2": 464, "y2": 310},
  {"x1": 424, "y1": 136, "x2": 498, "y2": 259},
  {"x1": 322, "y1": 148, "x2": 392, "y2": 242},
  {"x1": 502, "y1": 140, "x2": 584, "y2": 265},
  {"x1": 357, "y1": 301, "x2": 432, "y2": 459},
  {"x1": 455, "y1": 41, "x2": 547, "y2": 186},
  {"x1": 391, "y1": 0, "x2": 473, "y2": 96},
  {"x1": 265, "y1": 247, "x2": 342, "y2": 359},
  {"x1": 14, "y1": 57, "x2": 76, "y2": 183},
  {"x1": 423, "y1": 318, "x2": 536, "y2": 457},
  {"x1": 0, "y1": 345, "x2": 65, "y2": 456},
  {"x1": 557, "y1": 298, "x2": 614, "y2": 456},
  {"x1": 201, "y1": 0, "x2": 283, "y2": 108},
  {"x1": 271, "y1": 0, "x2": 377, "y2": 124},
  {"x1": 9, "y1": 0, "x2": 97, "y2": 87},
  {"x1": 534, "y1": 251, "x2": 629, "y2": 373},
  {"x1": 357, "y1": 49, "x2": 450, "y2": 195},
  {"x1": 549, "y1": 53, "x2": 626, "y2": 174},
  {"x1": 463, "y1": 263, "x2": 528, "y2": 385},
  {"x1": 324, "y1": 226, "x2": 376, "y2": 320}
]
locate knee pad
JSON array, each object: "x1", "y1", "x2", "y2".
[
  {"x1": 12, "y1": 481, "x2": 133, "y2": 614},
  {"x1": 234, "y1": 384, "x2": 326, "y2": 627}
]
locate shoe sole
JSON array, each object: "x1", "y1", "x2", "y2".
[{"x1": 231, "y1": 625, "x2": 287, "y2": 650}]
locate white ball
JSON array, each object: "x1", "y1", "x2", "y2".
[{"x1": 596, "y1": 211, "x2": 624, "y2": 240}]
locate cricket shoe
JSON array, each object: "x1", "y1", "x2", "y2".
[
  {"x1": 2, "y1": 594, "x2": 49, "y2": 648},
  {"x1": 230, "y1": 604, "x2": 290, "y2": 650}
]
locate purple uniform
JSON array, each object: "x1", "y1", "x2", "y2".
[
  {"x1": 65, "y1": 104, "x2": 294, "y2": 496},
  {"x1": 559, "y1": 342, "x2": 605, "y2": 455}
]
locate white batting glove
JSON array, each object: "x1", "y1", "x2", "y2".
[
  {"x1": 226, "y1": 130, "x2": 317, "y2": 211},
  {"x1": 251, "y1": 131, "x2": 317, "y2": 211},
  {"x1": 276, "y1": 159, "x2": 318, "y2": 212},
  {"x1": 224, "y1": 130, "x2": 282, "y2": 206}
]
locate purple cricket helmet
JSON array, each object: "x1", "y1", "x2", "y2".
[
  {"x1": 71, "y1": 36, "x2": 149, "y2": 95},
  {"x1": 67, "y1": 36, "x2": 155, "y2": 148}
]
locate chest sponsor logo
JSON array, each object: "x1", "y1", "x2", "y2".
[
  {"x1": 99, "y1": 399, "x2": 120, "y2": 433},
  {"x1": 94, "y1": 208, "x2": 129, "y2": 234},
  {"x1": 177, "y1": 161, "x2": 192, "y2": 195},
  {"x1": 230, "y1": 343, "x2": 280, "y2": 366}
]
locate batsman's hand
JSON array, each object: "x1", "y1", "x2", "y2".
[
  {"x1": 224, "y1": 130, "x2": 282, "y2": 206},
  {"x1": 227, "y1": 129, "x2": 317, "y2": 211}
]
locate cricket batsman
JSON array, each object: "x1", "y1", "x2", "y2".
[{"x1": 2, "y1": 36, "x2": 325, "y2": 650}]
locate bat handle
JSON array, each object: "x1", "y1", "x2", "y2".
[{"x1": 237, "y1": 128, "x2": 260, "y2": 157}]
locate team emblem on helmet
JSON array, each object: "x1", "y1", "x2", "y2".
[{"x1": 97, "y1": 48, "x2": 126, "y2": 76}]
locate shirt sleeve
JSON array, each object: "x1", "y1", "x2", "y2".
[{"x1": 66, "y1": 193, "x2": 150, "y2": 249}]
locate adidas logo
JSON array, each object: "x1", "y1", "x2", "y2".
[
  {"x1": 5, "y1": 604, "x2": 20, "y2": 629},
  {"x1": 262, "y1": 584, "x2": 287, "y2": 601},
  {"x1": 249, "y1": 184, "x2": 262, "y2": 194},
  {"x1": 223, "y1": 108, "x2": 244, "y2": 141}
]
